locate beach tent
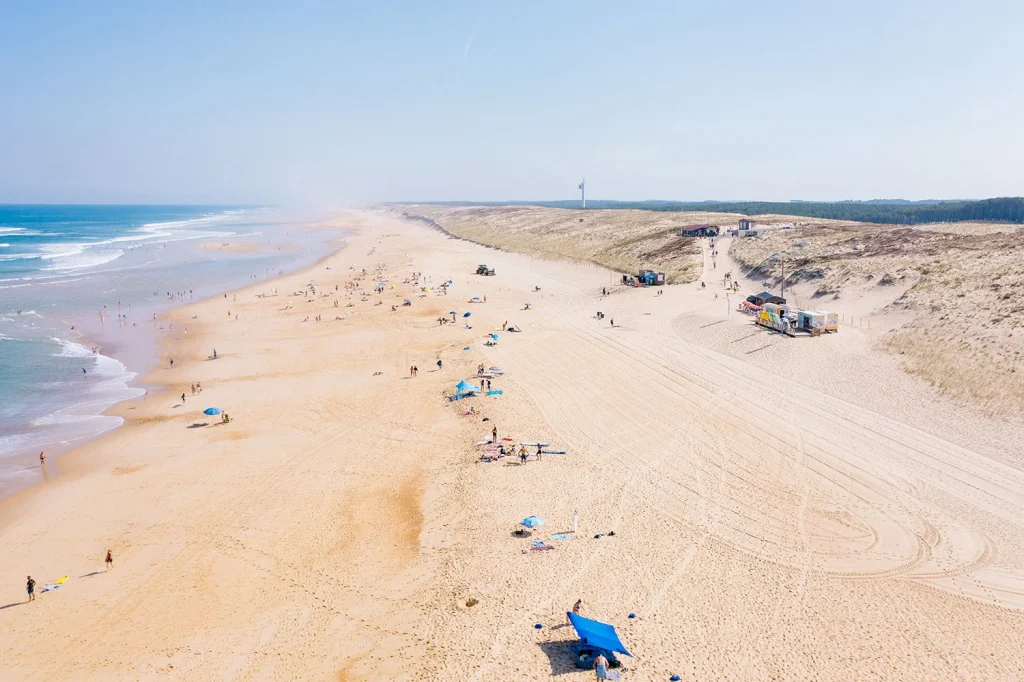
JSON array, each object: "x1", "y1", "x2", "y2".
[
  {"x1": 455, "y1": 380, "x2": 480, "y2": 395},
  {"x1": 749, "y1": 291, "x2": 786, "y2": 306},
  {"x1": 521, "y1": 516, "x2": 544, "y2": 528},
  {"x1": 490, "y1": 334, "x2": 500, "y2": 340},
  {"x1": 567, "y1": 612, "x2": 632, "y2": 657}
]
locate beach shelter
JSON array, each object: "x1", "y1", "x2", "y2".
[
  {"x1": 567, "y1": 612, "x2": 632, "y2": 657},
  {"x1": 521, "y1": 516, "x2": 544, "y2": 528},
  {"x1": 455, "y1": 380, "x2": 480, "y2": 395},
  {"x1": 490, "y1": 333, "x2": 500, "y2": 340},
  {"x1": 203, "y1": 407, "x2": 222, "y2": 416}
]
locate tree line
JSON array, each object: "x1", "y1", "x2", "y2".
[{"x1": 409, "y1": 197, "x2": 1024, "y2": 225}]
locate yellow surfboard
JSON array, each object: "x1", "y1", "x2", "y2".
[{"x1": 55, "y1": 576, "x2": 68, "y2": 585}]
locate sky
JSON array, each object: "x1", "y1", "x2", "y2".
[{"x1": 1, "y1": 1, "x2": 1023, "y2": 205}]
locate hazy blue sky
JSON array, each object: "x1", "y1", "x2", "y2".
[{"x1": 2, "y1": 1, "x2": 1022, "y2": 204}]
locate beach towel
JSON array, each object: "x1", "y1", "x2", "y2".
[
  {"x1": 549, "y1": 533, "x2": 571, "y2": 541},
  {"x1": 486, "y1": 390, "x2": 503, "y2": 396}
]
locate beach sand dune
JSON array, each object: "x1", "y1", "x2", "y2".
[{"x1": 2, "y1": 212, "x2": 1023, "y2": 680}]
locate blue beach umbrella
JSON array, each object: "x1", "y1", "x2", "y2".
[
  {"x1": 203, "y1": 407, "x2": 222, "y2": 416},
  {"x1": 455, "y1": 380, "x2": 479, "y2": 394},
  {"x1": 490, "y1": 333, "x2": 500, "y2": 340},
  {"x1": 463, "y1": 312, "x2": 472, "y2": 318},
  {"x1": 521, "y1": 516, "x2": 544, "y2": 528}
]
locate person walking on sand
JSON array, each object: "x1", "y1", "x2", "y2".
[
  {"x1": 181, "y1": 392, "x2": 186, "y2": 403},
  {"x1": 39, "y1": 451, "x2": 45, "y2": 466},
  {"x1": 169, "y1": 357, "x2": 174, "y2": 368},
  {"x1": 593, "y1": 653, "x2": 610, "y2": 680},
  {"x1": 536, "y1": 443, "x2": 543, "y2": 461},
  {"x1": 437, "y1": 359, "x2": 443, "y2": 370},
  {"x1": 26, "y1": 575, "x2": 35, "y2": 602},
  {"x1": 567, "y1": 599, "x2": 582, "y2": 624},
  {"x1": 105, "y1": 549, "x2": 113, "y2": 570},
  {"x1": 491, "y1": 426, "x2": 498, "y2": 443}
]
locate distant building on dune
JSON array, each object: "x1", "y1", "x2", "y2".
[
  {"x1": 678, "y1": 224, "x2": 719, "y2": 238},
  {"x1": 739, "y1": 218, "x2": 756, "y2": 231}
]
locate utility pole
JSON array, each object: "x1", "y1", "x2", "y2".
[
  {"x1": 781, "y1": 258, "x2": 786, "y2": 298},
  {"x1": 578, "y1": 178, "x2": 586, "y2": 209}
]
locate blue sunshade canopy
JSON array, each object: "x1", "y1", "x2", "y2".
[
  {"x1": 203, "y1": 407, "x2": 222, "y2": 415},
  {"x1": 455, "y1": 380, "x2": 479, "y2": 393},
  {"x1": 567, "y1": 612, "x2": 632, "y2": 657}
]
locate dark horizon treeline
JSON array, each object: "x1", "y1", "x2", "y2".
[{"x1": 409, "y1": 197, "x2": 1024, "y2": 225}]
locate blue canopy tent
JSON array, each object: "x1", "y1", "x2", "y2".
[
  {"x1": 455, "y1": 380, "x2": 480, "y2": 395},
  {"x1": 567, "y1": 612, "x2": 631, "y2": 664}
]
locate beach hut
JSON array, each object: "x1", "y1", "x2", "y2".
[
  {"x1": 756, "y1": 302, "x2": 795, "y2": 336},
  {"x1": 823, "y1": 311, "x2": 839, "y2": 332},
  {"x1": 796, "y1": 310, "x2": 826, "y2": 335},
  {"x1": 637, "y1": 269, "x2": 666, "y2": 286}
]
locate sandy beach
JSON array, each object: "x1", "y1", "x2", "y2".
[{"x1": 3, "y1": 210, "x2": 1024, "y2": 681}]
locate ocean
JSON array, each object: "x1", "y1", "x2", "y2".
[{"x1": 0, "y1": 205, "x2": 345, "y2": 495}]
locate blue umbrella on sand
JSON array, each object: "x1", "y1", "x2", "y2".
[
  {"x1": 203, "y1": 407, "x2": 222, "y2": 416},
  {"x1": 521, "y1": 516, "x2": 544, "y2": 528},
  {"x1": 463, "y1": 312, "x2": 472, "y2": 318},
  {"x1": 455, "y1": 380, "x2": 479, "y2": 395}
]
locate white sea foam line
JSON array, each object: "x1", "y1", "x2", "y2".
[
  {"x1": 0, "y1": 227, "x2": 27, "y2": 235},
  {"x1": 33, "y1": 209, "x2": 249, "y2": 272}
]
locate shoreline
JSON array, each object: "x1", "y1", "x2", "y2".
[
  {"x1": 0, "y1": 219, "x2": 349, "y2": 501},
  {"x1": 3, "y1": 210, "x2": 1023, "y2": 681}
]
